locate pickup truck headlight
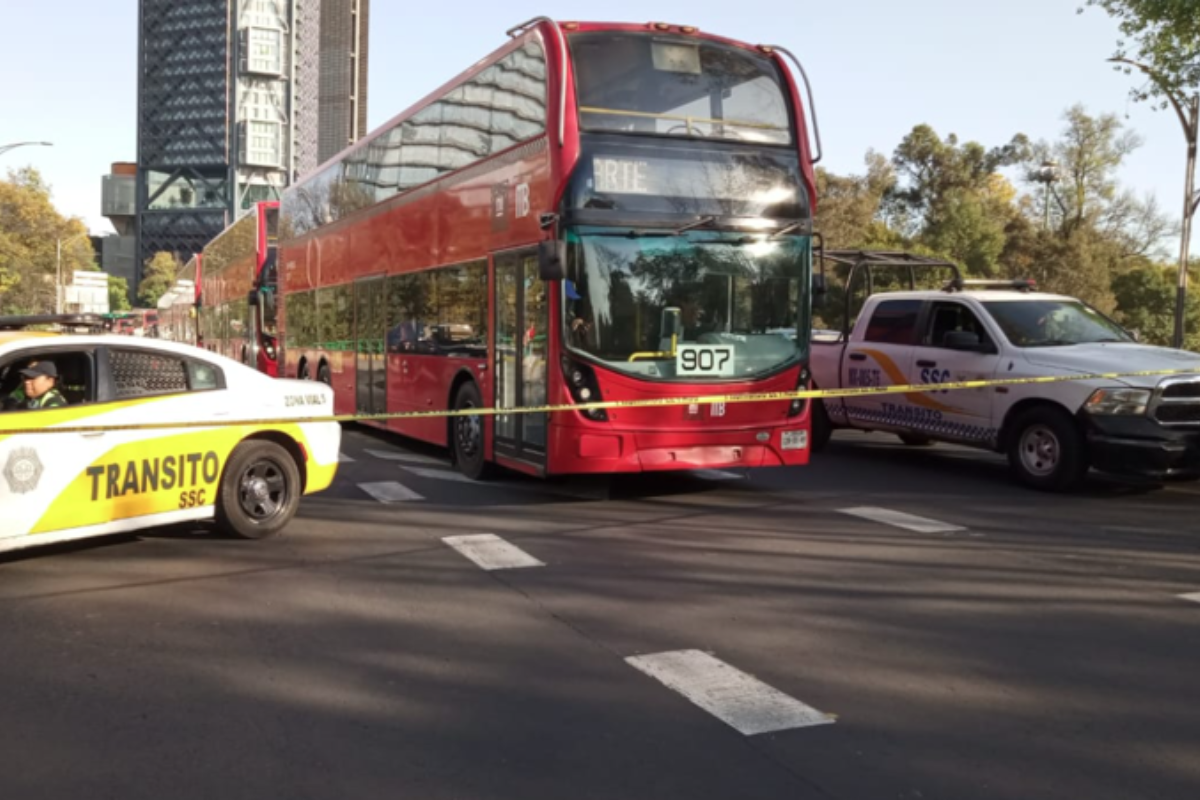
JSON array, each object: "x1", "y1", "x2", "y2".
[{"x1": 1084, "y1": 388, "x2": 1151, "y2": 416}]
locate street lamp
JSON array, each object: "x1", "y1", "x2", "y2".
[
  {"x1": 1032, "y1": 160, "x2": 1060, "y2": 231},
  {"x1": 1111, "y1": 57, "x2": 1199, "y2": 350},
  {"x1": 56, "y1": 233, "x2": 90, "y2": 314},
  {"x1": 0, "y1": 141, "x2": 53, "y2": 158}
]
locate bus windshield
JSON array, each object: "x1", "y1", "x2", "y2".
[
  {"x1": 565, "y1": 228, "x2": 808, "y2": 381},
  {"x1": 570, "y1": 32, "x2": 792, "y2": 146}
]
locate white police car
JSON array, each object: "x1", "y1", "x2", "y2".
[{"x1": 0, "y1": 315, "x2": 341, "y2": 555}]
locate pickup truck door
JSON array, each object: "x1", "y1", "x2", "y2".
[
  {"x1": 841, "y1": 298, "x2": 922, "y2": 432},
  {"x1": 909, "y1": 300, "x2": 1002, "y2": 443}
]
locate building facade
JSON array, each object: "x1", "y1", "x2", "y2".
[
  {"x1": 318, "y1": 0, "x2": 370, "y2": 165},
  {"x1": 134, "y1": 0, "x2": 368, "y2": 286}
]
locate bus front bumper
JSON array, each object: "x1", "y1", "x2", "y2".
[{"x1": 548, "y1": 425, "x2": 811, "y2": 475}]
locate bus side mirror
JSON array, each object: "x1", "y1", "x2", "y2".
[
  {"x1": 538, "y1": 240, "x2": 566, "y2": 282},
  {"x1": 813, "y1": 274, "x2": 827, "y2": 302},
  {"x1": 247, "y1": 289, "x2": 259, "y2": 307}
]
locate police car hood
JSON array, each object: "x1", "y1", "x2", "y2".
[{"x1": 1022, "y1": 343, "x2": 1200, "y2": 386}]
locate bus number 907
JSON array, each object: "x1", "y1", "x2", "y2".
[{"x1": 677, "y1": 345, "x2": 736, "y2": 377}]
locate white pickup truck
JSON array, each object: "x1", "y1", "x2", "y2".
[{"x1": 809, "y1": 266, "x2": 1200, "y2": 491}]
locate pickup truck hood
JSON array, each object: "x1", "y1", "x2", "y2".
[{"x1": 1021, "y1": 343, "x2": 1200, "y2": 385}]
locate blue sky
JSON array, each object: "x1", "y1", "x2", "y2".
[{"x1": 0, "y1": 1, "x2": 1191, "y2": 257}]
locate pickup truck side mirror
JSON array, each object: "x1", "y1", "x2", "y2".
[{"x1": 943, "y1": 330, "x2": 996, "y2": 354}]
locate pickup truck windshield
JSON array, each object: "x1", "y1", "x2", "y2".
[
  {"x1": 983, "y1": 300, "x2": 1133, "y2": 347},
  {"x1": 565, "y1": 228, "x2": 807, "y2": 381}
]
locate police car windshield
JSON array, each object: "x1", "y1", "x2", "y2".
[{"x1": 983, "y1": 300, "x2": 1133, "y2": 348}]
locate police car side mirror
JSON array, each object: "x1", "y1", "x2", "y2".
[
  {"x1": 944, "y1": 330, "x2": 995, "y2": 354},
  {"x1": 538, "y1": 240, "x2": 566, "y2": 282}
]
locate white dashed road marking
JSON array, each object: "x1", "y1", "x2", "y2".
[
  {"x1": 1179, "y1": 593, "x2": 1200, "y2": 604},
  {"x1": 338, "y1": 453, "x2": 355, "y2": 463},
  {"x1": 358, "y1": 481, "x2": 425, "y2": 503},
  {"x1": 402, "y1": 466, "x2": 473, "y2": 483},
  {"x1": 365, "y1": 448, "x2": 445, "y2": 465},
  {"x1": 839, "y1": 506, "x2": 966, "y2": 534},
  {"x1": 442, "y1": 534, "x2": 545, "y2": 571},
  {"x1": 626, "y1": 650, "x2": 835, "y2": 736}
]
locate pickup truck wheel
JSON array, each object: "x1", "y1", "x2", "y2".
[
  {"x1": 811, "y1": 400, "x2": 833, "y2": 452},
  {"x1": 898, "y1": 433, "x2": 934, "y2": 447},
  {"x1": 215, "y1": 441, "x2": 302, "y2": 539},
  {"x1": 1006, "y1": 407, "x2": 1088, "y2": 492}
]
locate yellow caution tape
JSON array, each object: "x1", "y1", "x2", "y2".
[{"x1": 1, "y1": 366, "x2": 1197, "y2": 436}]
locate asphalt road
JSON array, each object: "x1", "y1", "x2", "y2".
[{"x1": 1, "y1": 427, "x2": 1198, "y2": 800}]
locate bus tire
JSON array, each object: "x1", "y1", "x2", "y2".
[
  {"x1": 1006, "y1": 406, "x2": 1088, "y2": 492},
  {"x1": 451, "y1": 381, "x2": 491, "y2": 480},
  {"x1": 215, "y1": 441, "x2": 302, "y2": 539},
  {"x1": 811, "y1": 399, "x2": 833, "y2": 453},
  {"x1": 318, "y1": 363, "x2": 331, "y2": 387},
  {"x1": 299, "y1": 361, "x2": 310, "y2": 380}
]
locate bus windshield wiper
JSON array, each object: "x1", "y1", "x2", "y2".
[
  {"x1": 770, "y1": 220, "x2": 808, "y2": 239},
  {"x1": 673, "y1": 216, "x2": 718, "y2": 235}
]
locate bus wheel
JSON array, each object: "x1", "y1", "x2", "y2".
[
  {"x1": 811, "y1": 399, "x2": 833, "y2": 453},
  {"x1": 215, "y1": 441, "x2": 301, "y2": 539},
  {"x1": 452, "y1": 381, "x2": 490, "y2": 480},
  {"x1": 299, "y1": 362, "x2": 310, "y2": 381},
  {"x1": 318, "y1": 363, "x2": 331, "y2": 386}
]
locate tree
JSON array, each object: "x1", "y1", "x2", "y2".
[
  {"x1": 137, "y1": 252, "x2": 178, "y2": 308},
  {"x1": 0, "y1": 167, "x2": 95, "y2": 315},
  {"x1": 108, "y1": 275, "x2": 132, "y2": 312},
  {"x1": 814, "y1": 151, "x2": 903, "y2": 250},
  {"x1": 1084, "y1": 1, "x2": 1200, "y2": 107},
  {"x1": 888, "y1": 125, "x2": 1029, "y2": 275},
  {"x1": 1112, "y1": 263, "x2": 1200, "y2": 349}
]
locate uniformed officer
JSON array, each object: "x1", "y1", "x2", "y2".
[{"x1": 7, "y1": 360, "x2": 67, "y2": 410}]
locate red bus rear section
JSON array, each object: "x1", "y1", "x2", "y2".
[
  {"x1": 199, "y1": 201, "x2": 280, "y2": 376},
  {"x1": 279, "y1": 19, "x2": 821, "y2": 478}
]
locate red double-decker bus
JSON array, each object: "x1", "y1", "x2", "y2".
[
  {"x1": 199, "y1": 201, "x2": 280, "y2": 375},
  {"x1": 279, "y1": 18, "x2": 821, "y2": 479},
  {"x1": 156, "y1": 259, "x2": 198, "y2": 345}
]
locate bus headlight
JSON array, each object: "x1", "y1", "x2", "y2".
[
  {"x1": 788, "y1": 366, "x2": 811, "y2": 418},
  {"x1": 1084, "y1": 387, "x2": 1150, "y2": 416},
  {"x1": 561, "y1": 357, "x2": 607, "y2": 421}
]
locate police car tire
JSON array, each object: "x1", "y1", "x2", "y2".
[
  {"x1": 811, "y1": 400, "x2": 833, "y2": 452},
  {"x1": 215, "y1": 441, "x2": 302, "y2": 539},
  {"x1": 451, "y1": 381, "x2": 492, "y2": 481},
  {"x1": 1006, "y1": 406, "x2": 1088, "y2": 492}
]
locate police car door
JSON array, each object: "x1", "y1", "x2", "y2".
[
  {"x1": 0, "y1": 346, "x2": 104, "y2": 543},
  {"x1": 841, "y1": 298, "x2": 921, "y2": 432},
  {"x1": 910, "y1": 300, "x2": 1002, "y2": 443}
]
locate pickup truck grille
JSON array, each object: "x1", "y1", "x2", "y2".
[{"x1": 1152, "y1": 377, "x2": 1200, "y2": 426}]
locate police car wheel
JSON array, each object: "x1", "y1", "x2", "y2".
[
  {"x1": 451, "y1": 381, "x2": 491, "y2": 480},
  {"x1": 811, "y1": 400, "x2": 833, "y2": 452},
  {"x1": 1006, "y1": 407, "x2": 1088, "y2": 492},
  {"x1": 216, "y1": 441, "x2": 302, "y2": 539}
]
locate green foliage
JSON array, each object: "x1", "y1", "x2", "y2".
[
  {"x1": 137, "y1": 252, "x2": 179, "y2": 308},
  {"x1": 1084, "y1": 0, "x2": 1200, "y2": 104},
  {"x1": 108, "y1": 275, "x2": 132, "y2": 312},
  {"x1": 1111, "y1": 263, "x2": 1200, "y2": 349},
  {"x1": 0, "y1": 167, "x2": 96, "y2": 315}
]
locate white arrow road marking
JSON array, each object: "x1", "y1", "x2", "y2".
[
  {"x1": 442, "y1": 534, "x2": 545, "y2": 571},
  {"x1": 1179, "y1": 593, "x2": 1200, "y2": 604},
  {"x1": 358, "y1": 481, "x2": 424, "y2": 503},
  {"x1": 839, "y1": 506, "x2": 966, "y2": 534},
  {"x1": 626, "y1": 650, "x2": 835, "y2": 736}
]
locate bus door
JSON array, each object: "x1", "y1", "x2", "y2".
[
  {"x1": 493, "y1": 250, "x2": 548, "y2": 468},
  {"x1": 354, "y1": 276, "x2": 387, "y2": 417}
]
